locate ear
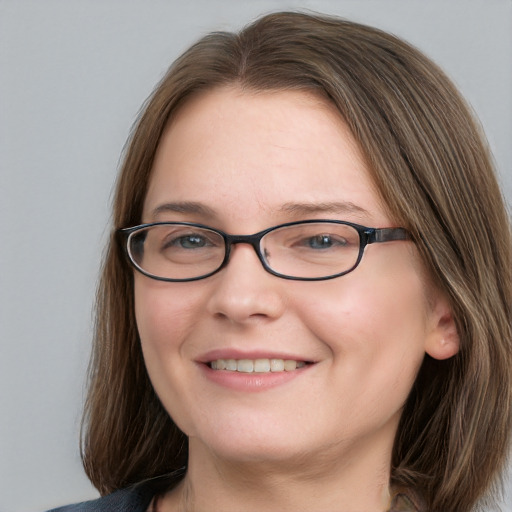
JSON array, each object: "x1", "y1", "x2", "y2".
[{"x1": 425, "y1": 293, "x2": 460, "y2": 360}]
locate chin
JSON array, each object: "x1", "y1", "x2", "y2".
[
  {"x1": 186, "y1": 415, "x2": 316, "y2": 463},
  {"x1": 200, "y1": 436, "x2": 312, "y2": 466}
]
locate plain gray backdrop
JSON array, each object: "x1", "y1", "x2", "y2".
[{"x1": 1, "y1": 1, "x2": 511, "y2": 511}]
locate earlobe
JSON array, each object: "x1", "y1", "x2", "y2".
[{"x1": 425, "y1": 297, "x2": 460, "y2": 361}]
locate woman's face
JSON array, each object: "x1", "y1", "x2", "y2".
[{"x1": 135, "y1": 87, "x2": 456, "y2": 467}]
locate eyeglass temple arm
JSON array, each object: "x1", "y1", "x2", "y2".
[{"x1": 368, "y1": 227, "x2": 411, "y2": 244}]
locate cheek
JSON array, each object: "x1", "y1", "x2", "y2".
[
  {"x1": 298, "y1": 276, "x2": 427, "y2": 350},
  {"x1": 134, "y1": 277, "x2": 204, "y2": 358},
  {"x1": 293, "y1": 249, "x2": 430, "y2": 391}
]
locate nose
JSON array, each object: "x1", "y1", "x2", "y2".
[{"x1": 206, "y1": 243, "x2": 286, "y2": 324}]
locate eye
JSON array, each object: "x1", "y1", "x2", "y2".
[
  {"x1": 164, "y1": 232, "x2": 213, "y2": 250},
  {"x1": 303, "y1": 234, "x2": 348, "y2": 249}
]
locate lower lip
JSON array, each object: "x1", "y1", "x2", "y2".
[{"x1": 199, "y1": 363, "x2": 311, "y2": 392}]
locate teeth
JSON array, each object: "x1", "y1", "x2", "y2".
[
  {"x1": 209, "y1": 358, "x2": 307, "y2": 373},
  {"x1": 284, "y1": 359, "x2": 298, "y2": 371},
  {"x1": 237, "y1": 359, "x2": 254, "y2": 373},
  {"x1": 225, "y1": 359, "x2": 237, "y2": 371},
  {"x1": 270, "y1": 358, "x2": 284, "y2": 372}
]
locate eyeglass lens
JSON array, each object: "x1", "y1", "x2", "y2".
[{"x1": 127, "y1": 222, "x2": 362, "y2": 280}]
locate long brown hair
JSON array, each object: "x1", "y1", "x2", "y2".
[{"x1": 82, "y1": 12, "x2": 512, "y2": 510}]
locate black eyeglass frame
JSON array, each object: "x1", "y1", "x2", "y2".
[{"x1": 119, "y1": 220, "x2": 411, "y2": 282}]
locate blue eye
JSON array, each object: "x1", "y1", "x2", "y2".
[
  {"x1": 306, "y1": 234, "x2": 347, "y2": 249},
  {"x1": 174, "y1": 234, "x2": 209, "y2": 249},
  {"x1": 163, "y1": 233, "x2": 219, "y2": 251}
]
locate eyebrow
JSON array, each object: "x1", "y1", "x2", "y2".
[
  {"x1": 151, "y1": 201, "x2": 216, "y2": 218},
  {"x1": 278, "y1": 201, "x2": 371, "y2": 218}
]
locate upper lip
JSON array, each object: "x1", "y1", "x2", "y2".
[{"x1": 197, "y1": 349, "x2": 316, "y2": 364}]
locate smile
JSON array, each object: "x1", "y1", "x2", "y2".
[{"x1": 209, "y1": 358, "x2": 307, "y2": 373}]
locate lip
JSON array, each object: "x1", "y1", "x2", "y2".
[
  {"x1": 196, "y1": 349, "x2": 316, "y2": 392},
  {"x1": 198, "y1": 361, "x2": 312, "y2": 392}
]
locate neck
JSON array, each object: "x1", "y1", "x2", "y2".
[{"x1": 161, "y1": 434, "x2": 395, "y2": 512}]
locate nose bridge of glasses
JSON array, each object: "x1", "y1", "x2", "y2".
[
  {"x1": 223, "y1": 232, "x2": 274, "y2": 276},
  {"x1": 225, "y1": 233, "x2": 264, "y2": 259}
]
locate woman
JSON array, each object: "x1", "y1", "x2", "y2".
[{"x1": 49, "y1": 11, "x2": 511, "y2": 512}]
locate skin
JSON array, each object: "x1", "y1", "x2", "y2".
[{"x1": 134, "y1": 87, "x2": 459, "y2": 511}]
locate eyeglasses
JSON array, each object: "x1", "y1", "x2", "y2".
[{"x1": 119, "y1": 220, "x2": 411, "y2": 282}]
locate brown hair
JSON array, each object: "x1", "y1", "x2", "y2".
[{"x1": 82, "y1": 12, "x2": 512, "y2": 511}]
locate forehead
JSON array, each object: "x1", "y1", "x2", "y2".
[{"x1": 144, "y1": 87, "x2": 389, "y2": 227}]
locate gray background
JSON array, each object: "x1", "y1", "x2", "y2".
[{"x1": 1, "y1": 1, "x2": 511, "y2": 511}]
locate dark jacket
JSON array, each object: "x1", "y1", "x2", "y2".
[{"x1": 46, "y1": 480, "x2": 159, "y2": 512}]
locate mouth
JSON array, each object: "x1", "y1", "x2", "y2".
[{"x1": 208, "y1": 358, "x2": 312, "y2": 373}]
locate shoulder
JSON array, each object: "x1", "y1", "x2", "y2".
[{"x1": 45, "y1": 482, "x2": 156, "y2": 512}]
